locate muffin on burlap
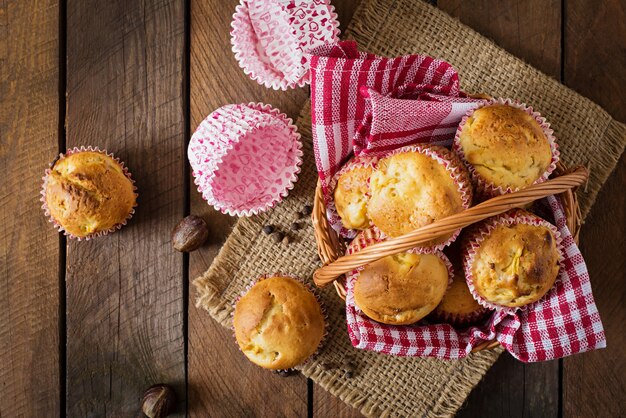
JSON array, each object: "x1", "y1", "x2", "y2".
[
  {"x1": 43, "y1": 149, "x2": 136, "y2": 239},
  {"x1": 354, "y1": 252, "x2": 451, "y2": 325},
  {"x1": 333, "y1": 159, "x2": 373, "y2": 230},
  {"x1": 463, "y1": 210, "x2": 561, "y2": 310},
  {"x1": 454, "y1": 103, "x2": 556, "y2": 195},
  {"x1": 367, "y1": 145, "x2": 472, "y2": 245},
  {"x1": 233, "y1": 276, "x2": 325, "y2": 370}
]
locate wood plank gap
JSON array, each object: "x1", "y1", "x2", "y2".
[
  {"x1": 58, "y1": 0, "x2": 68, "y2": 415},
  {"x1": 307, "y1": 379, "x2": 314, "y2": 418},
  {"x1": 183, "y1": 0, "x2": 191, "y2": 415}
]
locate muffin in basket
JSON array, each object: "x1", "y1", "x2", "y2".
[
  {"x1": 354, "y1": 252, "x2": 451, "y2": 325},
  {"x1": 454, "y1": 103, "x2": 555, "y2": 195},
  {"x1": 366, "y1": 145, "x2": 472, "y2": 245},
  {"x1": 43, "y1": 149, "x2": 137, "y2": 239},
  {"x1": 233, "y1": 276, "x2": 325, "y2": 370},
  {"x1": 463, "y1": 210, "x2": 561, "y2": 310},
  {"x1": 431, "y1": 268, "x2": 489, "y2": 327},
  {"x1": 333, "y1": 159, "x2": 373, "y2": 230}
]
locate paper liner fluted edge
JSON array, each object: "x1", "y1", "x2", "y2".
[
  {"x1": 370, "y1": 144, "x2": 473, "y2": 250},
  {"x1": 326, "y1": 155, "x2": 379, "y2": 239},
  {"x1": 231, "y1": 273, "x2": 328, "y2": 372},
  {"x1": 191, "y1": 102, "x2": 303, "y2": 217},
  {"x1": 230, "y1": 0, "x2": 341, "y2": 90},
  {"x1": 461, "y1": 209, "x2": 565, "y2": 314},
  {"x1": 40, "y1": 146, "x2": 138, "y2": 241},
  {"x1": 452, "y1": 98, "x2": 560, "y2": 198}
]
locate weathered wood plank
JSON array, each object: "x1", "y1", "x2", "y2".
[
  {"x1": 188, "y1": 0, "x2": 309, "y2": 416},
  {"x1": 438, "y1": 1, "x2": 562, "y2": 417},
  {"x1": 563, "y1": 1, "x2": 626, "y2": 416},
  {"x1": 65, "y1": 1, "x2": 186, "y2": 415},
  {"x1": 0, "y1": 0, "x2": 61, "y2": 416}
]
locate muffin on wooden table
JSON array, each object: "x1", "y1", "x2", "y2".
[
  {"x1": 462, "y1": 209, "x2": 562, "y2": 311},
  {"x1": 454, "y1": 101, "x2": 558, "y2": 197},
  {"x1": 353, "y1": 251, "x2": 452, "y2": 325},
  {"x1": 367, "y1": 145, "x2": 472, "y2": 246},
  {"x1": 42, "y1": 148, "x2": 137, "y2": 239},
  {"x1": 233, "y1": 275, "x2": 325, "y2": 370}
]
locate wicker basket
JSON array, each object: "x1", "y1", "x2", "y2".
[{"x1": 311, "y1": 162, "x2": 588, "y2": 352}]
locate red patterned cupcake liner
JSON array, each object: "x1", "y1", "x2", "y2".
[
  {"x1": 40, "y1": 146, "x2": 138, "y2": 241},
  {"x1": 452, "y1": 98, "x2": 560, "y2": 198},
  {"x1": 188, "y1": 102, "x2": 303, "y2": 217},
  {"x1": 231, "y1": 0, "x2": 340, "y2": 90},
  {"x1": 461, "y1": 209, "x2": 565, "y2": 314}
]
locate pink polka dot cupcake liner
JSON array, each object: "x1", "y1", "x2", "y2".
[
  {"x1": 40, "y1": 146, "x2": 138, "y2": 241},
  {"x1": 188, "y1": 102, "x2": 303, "y2": 217},
  {"x1": 231, "y1": 0, "x2": 340, "y2": 90},
  {"x1": 461, "y1": 209, "x2": 565, "y2": 315},
  {"x1": 452, "y1": 98, "x2": 560, "y2": 198}
]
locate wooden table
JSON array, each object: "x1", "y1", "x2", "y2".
[{"x1": 2, "y1": 0, "x2": 624, "y2": 416}]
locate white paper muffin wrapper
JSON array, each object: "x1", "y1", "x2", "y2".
[
  {"x1": 189, "y1": 102, "x2": 303, "y2": 217},
  {"x1": 461, "y1": 209, "x2": 565, "y2": 314},
  {"x1": 452, "y1": 98, "x2": 560, "y2": 198},
  {"x1": 231, "y1": 0, "x2": 341, "y2": 90},
  {"x1": 40, "y1": 146, "x2": 138, "y2": 241}
]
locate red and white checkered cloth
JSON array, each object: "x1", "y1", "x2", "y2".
[
  {"x1": 308, "y1": 41, "x2": 606, "y2": 361},
  {"x1": 345, "y1": 196, "x2": 606, "y2": 361},
  {"x1": 308, "y1": 41, "x2": 482, "y2": 201}
]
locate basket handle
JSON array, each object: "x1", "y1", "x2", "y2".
[{"x1": 312, "y1": 166, "x2": 588, "y2": 288}]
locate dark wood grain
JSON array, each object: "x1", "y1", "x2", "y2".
[
  {"x1": 65, "y1": 1, "x2": 186, "y2": 416},
  {"x1": 0, "y1": 0, "x2": 61, "y2": 415},
  {"x1": 439, "y1": 1, "x2": 562, "y2": 417},
  {"x1": 562, "y1": 1, "x2": 626, "y2": 417},
  {"x1": 188, "y1": 0, "x2": 310, "y2": 416}
]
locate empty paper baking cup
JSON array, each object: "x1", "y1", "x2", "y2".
[
  {"x1": 231, "y1": 0, "x2": 340, "y2": 90},
  {"x1": 188, "y1": 103, "x2": 302, "y2": 216}
]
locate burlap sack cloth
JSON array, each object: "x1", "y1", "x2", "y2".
[{"x1": 194, "y1": 0, "x2": 626, "y2": 416}]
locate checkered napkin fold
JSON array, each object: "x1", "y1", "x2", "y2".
[{"x1": 307, "y1": 41, "x2": 606, "y2": 361}]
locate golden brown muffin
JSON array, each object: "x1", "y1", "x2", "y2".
[
  {"x1": 354, "y1": 252, "x2": 449, "y2": 325},
  {"x1": 233, "y1": 276, "x2": 325, "y2": 370},
  {"x1": 44, "y1": 151, "x2": 136, "y2": 238},
  {"x1": 432, "y1": 270, "x2": 488, "y2": 326},
  {"x1": 333, "y1": 164, "x2": 372, "y2": 230},
  {"x1": 468, "y1": 217, "x2": 560, "y2": 308},
  {"x1": 367, "y1": 146, "x2": 470, "y2": 239},
  {"x1": 457, "y1": 104, "x2": 552, "y2": 192}
]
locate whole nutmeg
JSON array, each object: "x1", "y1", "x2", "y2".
[
  {"x1": 171, "y1": 215, "x2": 209, "y2": 252},
  {"x1": 141, "y1": 384, "x2": 176, "y2": 418}
]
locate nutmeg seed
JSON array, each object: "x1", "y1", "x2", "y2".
[
  {"x1": 171, "y1": 215, "x2": 209, "y2": 252},
  {"x1": 141, "y1": 384, "x2": 176, "y2": 418}
]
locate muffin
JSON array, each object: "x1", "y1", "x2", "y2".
[
  {"x1": 233, "y1": 276, "x2": 325, "y2": 370},
  {"x1": 353, "y1": 252, "x2": 450, "y2": 325},
  {"x1": 432, "y1": 270, "x2": 489, "y2": 326},
  {"x1": 43, "y1": 150, "x2": 136, "y2": 238},
  {"x1": 455, "y1": 103, "x2": 555, "y2": 194},
  {"x1": 463, "y1": 210, "x2": 561, "y2": 309},
  {"x1": 367, "y1": 145, "x2": 471, "y2": 242},
  {"x1": 333, "y1": 161, "x2": 373, "y2": 230}
]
